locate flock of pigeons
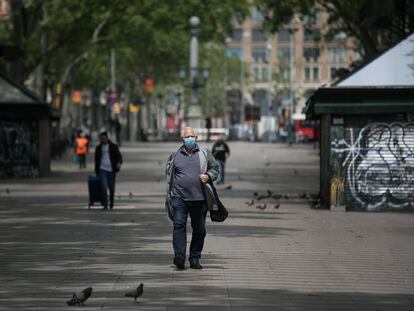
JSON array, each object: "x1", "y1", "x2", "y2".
[
  {"x1": 245, "y1": 190, "x2": 321, "y2": 210},
  {"x1": 66, "y1": 283, "x2": 143, "y2": 306}
]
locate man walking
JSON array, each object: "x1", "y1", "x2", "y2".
[
  {"x1": 166, "y1": 127, "x2": 219, "y2": 270},
  {"x1": 212, "y1": 135, "x2": 230, "y2": 184},
  {"x1": 95, "y1": 132, "x2": 123, "y2": 210}
]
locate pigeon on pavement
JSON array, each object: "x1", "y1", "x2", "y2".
[
  {"x1": 272, "y1": 194, "x2": 282, "y2": 200},
  {"x1": 294, "y1": 169, "x2": 298, "y2": 175},
  {"x1": 245, "y1": 200, "x2": 255, "y2": 206},
  {"x1": 125, "y1": 283, "x2": 144, "y2": 301},
  {"x1": 224, "y1": 185, "x2": 232, "y2": 190},
  {"x1": 256, "y1": 204, "x2": 267, "y2": 210},
  {"x1": 257, "y1": 190, "x2": 272, "y2": 201},
  {"x1": 273, "y1": 203, "x2": 280, "y2": 209},
  {"x1": 66, "y1": 287, "x2": 93, "y2": 306},
  {"x1": 5, "y1": 188, "x2": 10, "y2": 194},
  {"x1": 129, "y1": 192, "x2": 133, "y2": 199},
  {"x1": 265, "y1": 162, "x2": 271, "y2": 166}
]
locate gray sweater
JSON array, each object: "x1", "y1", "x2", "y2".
[{"x1": 165, "y1": 145, "x2": 220, "y2": 221}]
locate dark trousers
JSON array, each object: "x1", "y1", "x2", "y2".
[
  {"x1": 100, "y1": 169, "x2": 116, "y2": 208},
  {"x1": 78, "y1": 154, "x2": 86, "y2": 169},
  {"x1": 172, "y1": 196, "x2": 207, "y2": 264}
]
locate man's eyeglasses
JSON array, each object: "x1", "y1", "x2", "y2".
[{"x1": 184, "y1": 136, "x2": 196, "y2": 138}]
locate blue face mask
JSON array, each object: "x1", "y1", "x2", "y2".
[{"x1": 183, "y1": 137, "x2": 196, "y2": 149}]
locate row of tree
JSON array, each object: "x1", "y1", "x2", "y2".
[
  {"x1": 0, "y1": 0, "x2": 411, "y2": 126},
  {"x1": 0, "y1": 0, "x2": 249, "y2": 100}
]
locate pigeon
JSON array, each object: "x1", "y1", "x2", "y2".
[
  {"x1": 66, "y1": 287, "x2": 93, "y2": 306},
  {"x1": 245, "y1": 200, "x2": 255, "y2": 206},
  {"x1": 224, "y1": 185, "x2": 232, "y2": 190},
  {"x1": 256, "y1": 203, "x2": 267, "y2": 210},
  {"x1": 129, "y1": 192, "x2": 133, "y2": 199},
  {"x1": 253, "y1": 192, "x2": 258, "y2": 197},
  {"x1": 272, "y1": 194, "x2": 282, "y2": 200},
  {"x1": 257, "y1": 190, "x2": 272, "y2": 201},
  {"x1": 5, "y1": 188, "x2": 10, "y2": 194},
  {"x1": 284, "y1": 195, "x2": 289, "y2": 199},
  {"x1": 294, "y1": 169, "x2": 298, "y2": 175},
  {"x1": 125, "y1": 283, "x2": 144, "y2": 301},
  {"x1": 299, "y1": 193, "x2": 308, "y2": 199},
  {"x1": 265, "y1": 162, "x2": 271, "y2": 166},
  {"x1": 273, "y1": 203, "x2": 280, "y2": 209},
  {"x1": 157, "y1": 178, "x2": 161, "y2": 183}
]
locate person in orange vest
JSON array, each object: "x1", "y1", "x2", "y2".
[{"x1": 75, "y1": 131, "x2": 89, "y2": 169}]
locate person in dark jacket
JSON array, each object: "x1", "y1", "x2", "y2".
[
  {"x1": 95, "y1": 132, "x2": 123, "y2": 210},
  {"x1": 165, "y1": 127, "x2": 219, "y2": 270},
  {"x1": 212, "y1": 135, "x2": 230, "y2": 184}
]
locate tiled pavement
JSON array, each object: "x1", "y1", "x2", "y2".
[{"x1": 0, "y1": 142, "x2": 413, "y2": 310}]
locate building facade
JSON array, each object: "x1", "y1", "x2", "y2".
[{"x1": 226, "y1": 7, "x2": 359, "y2": 138}]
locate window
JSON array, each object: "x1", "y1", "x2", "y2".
[
  {"x1": 304, "y1": 66, "x2": 320, "y2": 82},
  {"x1": 252, "y1": 29, "x2": 265, "y2": 42},
  {"x1": 252, "y1": 67, "x2": 260, "y2": 81},
  {"x1": 262, "y1": 67, "x2": 269, "y2": 80},
  {"x1": 278, "y1": 67, "x2": 291, "y2": 81},
  {"x1": 304, "y1": 67, "x2": 311, "y2": 81},
  {"x1": 252, "y1": 48, "x2": 266, "y2": 62},
  {"x1": 313, "y1": 67, "x2": 319, "y2": 81},
  {"x1": 329, "y1": 48, "x2": 346, "y2": 62},
  {"x1": 303, "y1": 48, "x2": 320, "y2": 61},
  {"x1": 303, "y1": 28, "x2": 320, "y2": 42},
  {"x1": 278, "y1": 29, "x2": 291, "y2": 43},
  {"x1": 231, "y1": 29, "x2": 242, "y2": 42},
  {"x1": 302, "y1": 11, "x2": 321, "y2": 25},
  {"x1": 278, "y1": 48, "x2": 291, "y2": 61},
  {"x1": 251, "y1": 7, "x2": 264, "y2": 23},
  {"x1": 226, "y1": 48, "x2": 242, "y2": 59}
]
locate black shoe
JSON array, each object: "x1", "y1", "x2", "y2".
[
  {"x1": 109, "y1": 205, "x2": 113, "y2": 210},
  {"x1": 102, "y1": 206, "x2": 108, "y2": 210},
  {"x1": 173, "y1": 256, "x2": 185, "y2": 270},
  {"x1": 190, "y1": 263, "x2": 203, "y2": 270}
]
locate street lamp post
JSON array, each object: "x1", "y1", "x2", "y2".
[{"x1": 179, "y1": 16, "x2": 209, "y2": 128}]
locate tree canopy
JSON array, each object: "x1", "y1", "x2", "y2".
[
  {"x1": 256, "y1": 0, "x2": 414, "y2": 59},
  {"x1": 0, "y1": 0, "x2": 249, "y2": 93}
]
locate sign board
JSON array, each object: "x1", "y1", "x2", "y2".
[
  {"x1": 72, "y1": 90, "x2": 81, "y2": 105},
  {"x1": 245, "y1": 106, "x2": 261, "y2": 123},
  {"x1": 144, "y1": 78, "x2": 155, "y2": 94}
]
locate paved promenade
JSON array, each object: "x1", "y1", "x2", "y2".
[{"x1": 0, "y1": 142, "x2": 413, "y2": 310}]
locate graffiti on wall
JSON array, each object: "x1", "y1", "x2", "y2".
[
  {"x1": 331, "y1": 122, "x2": 414, "y2": 210},
  {"x1": 0, "y1": 121, "x2": 39, "y2": 178}
]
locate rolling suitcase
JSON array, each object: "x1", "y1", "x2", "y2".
[{"x1": 88, "y1": 175, "x2": 103, "y2": 209}]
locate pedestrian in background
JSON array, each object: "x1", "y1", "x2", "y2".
[
  {"x1": 165, "y1": 127, "x2": 219, "y2": 270},
  {"x1": 212, "y1": 135, "x2": 230, "y2": 184},
  {"x1": 75, "y1": 131, "x2": 89, "y2": 169},
  {"x1": 94, "y1": 132, "x2": 123, "y2": 210}
]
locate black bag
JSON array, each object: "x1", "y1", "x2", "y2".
[
  {"x1": 206, "y1": 180, "x2": 228, "y2": 222},
  {"x1": 88, "y1": 175, "x2": 103, "y2": 208}
]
